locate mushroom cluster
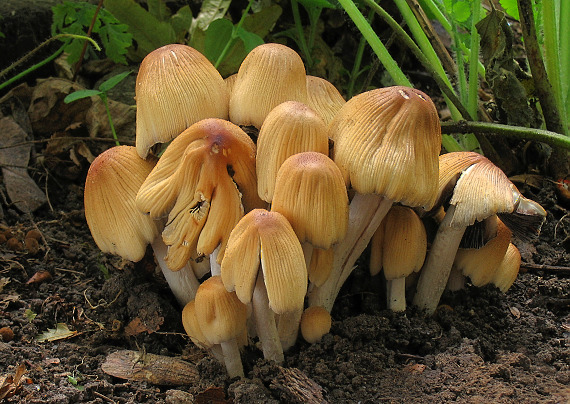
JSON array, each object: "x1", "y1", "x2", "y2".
[{"x1": 84, "y1": 43, "x2": 546, "y2": 377}]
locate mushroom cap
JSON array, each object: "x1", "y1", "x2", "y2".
[
  {"x1": 330, "y1": 86, "x2": 441, "y2": 209},
  {"x1": 307, "y1": 248, "x2": 335, "y2": 287},
  {"x1": 84, "y1": 145, "x2": 160, "y2": 262},
  {"x1": 454, "y1": 216, "x2": 512, "y2": 287},
  {"x1": 136, "y1": 118, "x2": 263, "y2": 270},
  {"x1": 369, "y1": 218, "x2": 387, "y2": 277},
  {"x1": 194, "y1": 276, "x2": 247, "y2": 345},
  {"x1": 271, "y1": 152, "x2": 348, "y2": 248},
  {"x1": 381, "y1": 206, "x2": 427, "y2": 280},
  {"x1": 305, "y1": 75, "x2": 346, "y2": 125},
  {"x1": 491, "y1": 243, "x2": 521, "y2": 293},
  {"x1": 229, "y1": 43, "x2": 308, "y2": 128},
  {"x1": 256, "y1": 102, "x2": 329, "y2": 202},
  {"x1": 181, "y1": 300, "x2": 213, "y2": 349},
  {"x1": 300, "y1": 306, "x2": 332, "y2": 344},
  {"x1": 221, "y1": 209, "x2": 307, "y2": 314},
  {"x1": 135, "y1": 44, "x2": 229, "y2": 158}
]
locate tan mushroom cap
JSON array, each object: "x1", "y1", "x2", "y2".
[
  {"x1": 84, "y1": 145, "x2": 159, "y2": 262},
  {"x1": 194, "y1": 276, "x2": 247, "y2": 345},
  {"x1": 221, "y1": 209, "x2": 307, "y2": 314},
  {"x1": 181, "y1": 300, "x2": 213, "y2": 349},
  {"x1": 300, "y1": 306, "x2": 332, "y2": 344},
  {"x1": 229, "y1": 43, "x2": 308, "y2": 128},
  {"x1": 271, "y1": 152, "x2": 348, "y2": 248},
  {"x1": 136, "y1": 118, "x2": 264, "y2": 270},
  {"x1": 330, "y1": 86, "x2": 441, "y2": 209},
  {"x1": 306, "y1": 75, "x2": 346, "y2": 125},
  {"x1": 454, "y1": 217, "x2": 512, "y2": 287},
  {"x1": 381, "y1": 206, "x2": 427, "y2": 280},
  {"x1": 491, "y1": 243, "x2": 521, "y2": 293},
  {"x1": 369, "y1": 218, "x2": 387, "y2": 277},
  {"x1": 256, "y1": 102, "x2": 329, "y2": 202},
  {"x1": 135, "y1": 44, "x2": 229, "y2": 159}
]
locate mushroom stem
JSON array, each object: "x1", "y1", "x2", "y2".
[
  {"x1": 219, "y1": 340, "x2": 244, "y2": 379},
  {"x1": 413, "y1": 205, "x2": 467, "y2": 315},
  {"x1": 277, "y1": 307, "x2": 303, "y2": 351},
  {"x1": 210, "y1": 245, "x2": 222, "y2": 276},
  {"x1": 386, "y1": 278, "x2": 407, "y2": 312},
  {"x1": 308, "y1": 194, "x2": 393, "y2": 312},
  {"x1": 151, "y1": 238, "x2": 200, "y2": 306},
  {"x1": 252, "y1": 273, "x2": 284, "y2": 363},
  {"x1": 446, "y1": 266, "x2": 465, "y2": 291}
]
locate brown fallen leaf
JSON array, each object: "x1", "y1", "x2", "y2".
[
  {"x1": 0, "y1": 363, "x2": 27, "y2": 400},
  {"x1": 124, "y1": 313, "x2": 164, "y2": 336},
  {"x1": 26, "y1": 270, "x2": 52, "y2": 285},
  {"x1": 194, "y1": 386, "x2": 232, "y2": 404},
  {"x1": 36, "y1": 323, "x2": 78, "y2": 342},
  {"x1": 101, "y1": 350, "x2": 199, "y2": 386},
  {"x1": 404, "y1": 363, "x2": 426, "y2": 374}
]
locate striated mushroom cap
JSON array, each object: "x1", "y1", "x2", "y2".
[
  {"x1": 181, "y1": 300, "x2": 213, "y2": 349},
  {"x1": 135, "y1": 44, "x2": 229, "y2": 158},
  {"x1": 256, "y1": 101, "x2": 329, "y2": 202},
  {"x1": 221, "y1": 209, "x2": 307, "y2": 314},
  {"x1": 229, "y1": 43, "x2": 308, "y2": 128},
  {"x1": 136, "y1": 118, "x2": 264, "y2": 270},
  {"x1": 491, "y1": 243, "x2": 521, "y2": 293},
  {"x1": 330, "y1": 86, "x2": 441, "y2": 209},
  {"x1": 85, "y1": 145, "x2": 160, "y2": 262},
  {"x1": 305, "y1": 75, "x2": 346, "y2": 125}
]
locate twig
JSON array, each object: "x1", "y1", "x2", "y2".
[
  {"x1": 73, "y1": 0, "x2": 105, "y2": 81},
  {"x1": 92, "y1": 391, "x2": 117, "y2": 404},
  {"x1": 521, "y1": 262, "x2": 570, "y2": 276}
]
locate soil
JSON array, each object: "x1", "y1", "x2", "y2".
[{"x1": 1, "y1": 3, "x2": 570, "y2": 404}]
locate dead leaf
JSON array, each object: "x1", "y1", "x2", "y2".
[
  {"x1": 26, "y1": 270, "x2": 52, "y2": 285},
  {"x1": 0, "y1": 363, "x2": 27, "y2": 400},
  {"x1": 0, "y1": 277, "x2": 10, "y2": 293},
  {"x1": 101, "y1": 350, "x2": 199, "y2": 386},
  {"x1": 195, "y1": 386, "x2": 231, "y2": 404},
  {"x1": 404, "y1": 363, "x2": 426, "y2": 374},
  {"x1": 124, "y1": 314, "x2": 164, "y2": 336},
  {"x1": 36, "y1": 323, "x2": 78, "y2": 342},
  {"x1": 509, "y1": 174, "x2": 544, "y2": 190},
  {"x1": 0, "y1": 117, "x2": 47, "y2": 212}
]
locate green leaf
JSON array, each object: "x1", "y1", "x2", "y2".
[
  {"x1": 99, "y1": 71, "x2": 132, "y2": 92},
  {"x1": 148, "y1": 0, "x2": 171, "y2": 22},
  {"x1": 104, "y1": 0, "x2": 176, "y2": 60},
  {"x1": 452, "y1": 1, "x2": 471, "y2": 23},
  {"x1": 24, "y1": 309, "x2": 37, "y2": 322},
  {"x1": 204, "y1": 18, "x2": 234, "y2": 63},
  {"x1": 64, "y1": 89, "x2": 102, "y2": 103},
  {"x1": 236, "y1": 27, "x2": 264, "y2": 53},
  {"x1": 170, "y1": 5, "x2": 194, "y2": 41},
  {"x1": 190, "y1": 0, "x2": 231, "y2": 34},
  {"x1": 98, "y1": 21, "x2": 132, "y2": 64},
  {"x1": 36, "y1": 323, "x2": 78, "y2": 342},
  {"x1": 499, "y1": 0, "x2": 519, "y2": 20},
  {"x1": 297, "y1": 0, "x2": 335, "y2": 10}
]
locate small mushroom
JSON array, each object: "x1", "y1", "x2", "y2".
[
  {"x1": 305, "y1": 75, "x2": 346, "y2": 125},
  {"x1": 229, "y1": 43, "x2": 308, "y2": 128},
  {"x1": 135, "y1": 44, "x2": 229, "y2": 159},
  {"x1": 221, "y1": 209, "x2": 307, "y2": 363},
  {"x1": 491, "y1": 243, "x2": 522, "y2": 293},
  {"x1": 300, "y1": 306, "x2": 332, "y2": 344}
]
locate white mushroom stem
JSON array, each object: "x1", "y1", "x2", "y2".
[
  {"x1": 219, "y1": 339, "x2": 244, "y2": 379},
  {"x1": 277, "y1": 307, "x2": 303, "y2": 351},
  {"x1": 210, "y1": 245, "x2": 222, "y2": 276},
  {"x1": 446, "y1": 266, "x2": 465, "y2": 292},
  {"x1": 151, "y1": 238, "x2": 200, "y2": 306},
  {"x1": 386, "y1": 278, "x2": 407, "y2": 312},
  {"x1": 413, "y1": 205, "x2": 467, "y2": 315},
  {"x1": 308, "y1": 194, "x2": 393, "y2": 312},
  {"x1": 252, "y1": 273, "x2": 284, "y2": 363}
]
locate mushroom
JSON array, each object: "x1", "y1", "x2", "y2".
[
  {"x1": 229, "y1": 43, "x2": 308, "y2": 128},
  {"x1": 370, "y1": 205, "x2": 427, "y2": 311},
  {"x1": 194, "y1": 276, "x2": 247, "y2": 379},
  {"x1": 221, "y1": 209, "x2": 307, "y2": 363},
  {"x1": 491, "y1": 243, "x2": 522, "y2": 293},
  {"x1": 181, "y1": 299, "x2": 223, "y2": 361},
  {"x1": 136, "y1": 118, "x2": 264, "y2": 272},
  {"x1": 413, "y1": 152, "x2": 546, "y2": 315},
  {"x1": 300, "y1": 306, "x2": 332, "y2": 344},
  {"x1": 84, "y1": 145, "x2": 199, "y2": 305},
  {"x1": 308, "y1": 86, "x2": 441, "y2": 312},
  {"x1": 256, "y1": 101, "x2": 329, "y2": 203},
  {"x1": 305, "y1": 75, "x2": 346, "y2": 125},
  {"x1": 135, "y1": 44, "x2": 229, "y2": 159}
]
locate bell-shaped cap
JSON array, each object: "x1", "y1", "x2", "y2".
[
  {"x1": 381, "y1": 206, "x2": 427, "y2": 280},
  {"x1": 306, "y1": 75, "x2": 346, "y2": 125},
  {"x1": 221, "y1": 209, "x2": 307, "y2": 314},
  {"x1": 271, "y1": 152, "x2": 348, "y2": 249},
  {"x1": 194, "y1": 276, "x2": 247, "y2": 345},
  {"x1": 84, "y1": 145, "x2": 160, "y2": 262},
  {"x1": 229, "y1": 43, "x2": 308, "y2": 128},
  {"x1": 135, "y1": 44, "x2": 229, "y2": 158},
  {"x1": 256, "y1": 102, "x2": 329, "y2": 202},
  {"x1": 491, "y1": 243, "x2": 521, "y2": 293},
  {"x1": 300, "y1": 306, "x2": 332, "y2": 344},
  {"x1": 136, "y1": 118, "x2": 264, "y2": 270},
  {"x1": 330, "y1": 86, "x2": 441, "y2": 209},
  {"x1": 181, "y1": 300, "x2": 213, "y2": 349}
]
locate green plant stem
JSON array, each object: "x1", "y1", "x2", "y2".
[
  {"x1": 73, "y1": 0, "x2": 105, "y2": 81},
  {"x1": 347, "y1": 9, "x2": 374, "y2": 98},
  {"x1": 560, "y1": 1, "x2": 569, "y2": 121},
  {"x1": 517, "y1": 0, "x2": 566, "y2": 136},
  {"x1": 100, "y1": 94, "x2": 120, "y2": 146},
  {"x1": 337, "y1": 0, "x2": 411, "y2": 87},
  {"x1": 214, "y1": 0, "x2": 254, "y2": 69},
  {"x1": 441, "y1": 121, "x2": 570, "y2": 150},
  {"x1": 291, "y1": 0, "x2": 313, "y2": 67},
  {"x1": 467, "y1": 0, "x2": 481, "y2": 119}
]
